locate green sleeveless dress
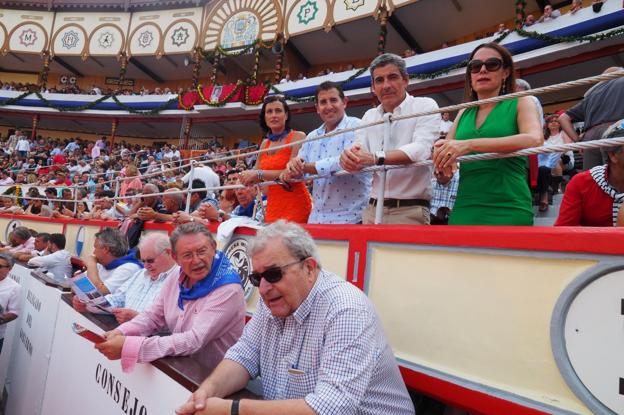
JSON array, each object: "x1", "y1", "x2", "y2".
[{"x1": 449, "y1": 98, "x2": 533, "y2": 225}]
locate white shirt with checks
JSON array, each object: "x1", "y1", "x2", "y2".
[
  {"x1": 105, "y1": 264, "x2": 178, "y2": 312},
  {"x1": 225, "y1": 270, "x2": 415, "y2": 415}
]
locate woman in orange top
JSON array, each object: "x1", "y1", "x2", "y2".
[{"x1": 239, "y1": 96, "x2": 311, "y2": 223}]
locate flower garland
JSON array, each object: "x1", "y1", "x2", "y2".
[
  {"x1": 515, "y1": 0, "x2": 527, "y2": 29},
  {"x1": 178, "y1": 94, "x2": 195, "y2": 111},
  {"x1": 243, "y1": 83, "x2": 270, "y2": 106}
]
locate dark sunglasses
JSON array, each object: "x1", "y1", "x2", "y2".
[
  {"x1": 249, "y1": 258, "x2": 306, "y2": 287},
  {"x1": 468, "y1": 58, "x2": 504, "y2": 74}
]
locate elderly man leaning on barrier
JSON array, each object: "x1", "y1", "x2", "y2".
[
  {"x1": 0, "y1": 253, "x2": 21, "y2": 353},
  {"x1": 176, "y1": 221, "x2": 415, "y2": 415},
  {"x1": 340, "y1": 53, "x2": 440, "y2": 225},
  {"x1": 73, "y1": 228, "x2": 142, "y2": 300},
  {"x1": 284, "y1": 81, "x2": 372, "y2": 224},
  {"x1": 15, "y1": 232, "x2": 50, "y2": 262},
  {"x1": 0, "y1": 227, "x2": 35, "y2": 256},
  {"x1": 95, "y1": 222, "x2": 246, "y2": 373},
  {"x1": 27, "y1": 233, "x2": 72, "y2": 281}
]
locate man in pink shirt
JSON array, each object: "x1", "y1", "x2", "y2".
[
  {"x1": 0, "y1": 227, "x2": 35, "y2": 256},
  {"x1": 95, "y1": 222, "x2": 246, "y2": 373}
]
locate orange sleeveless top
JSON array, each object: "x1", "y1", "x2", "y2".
[{"x1": 258, "y1": 131, "x2": 311, "y2": 223}]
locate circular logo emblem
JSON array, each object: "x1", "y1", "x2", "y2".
[
  {"x1": 4, "y1": 219, "x2": 22, "y2": 242},
  {"x1": 224, "y1": 237, "x2": 254, "y2": 300},
  {"x1": 552, "y1": 263, "x2": 624, "y2": 414},
  {"x1": 75, "y1": 226, "x2": 85, "y2": 257}
]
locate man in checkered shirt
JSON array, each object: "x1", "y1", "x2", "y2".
[{"x1": 177, "y1": 221, "x2": 415, "y2": 415}]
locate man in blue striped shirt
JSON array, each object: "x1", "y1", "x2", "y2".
[
  {"x1": 285, "y1": 81, "x2": 372, "y2": 224},
  {"x1": 177, "y1": 221, "x2": 414, "y2": 415}
]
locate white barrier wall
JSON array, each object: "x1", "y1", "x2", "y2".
[
  {"x1": 3, "y1": 264, "x2": 63, "y2": 415},
  {"x1": 40, "y1": 300, "x2": 190, "y2": 415}
]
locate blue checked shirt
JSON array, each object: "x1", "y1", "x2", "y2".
[
  {"x1": 224, "y1": 270, "x2": 415, "y2": 415},
  {"x1": 298, "y1": 116, "x2": 372, "y2": 224},
  {"x1": 430, "y1": 171, "x2": 459, "y2": 216},
  {"x1": 105, "y1": 264, "x2": 178, "y2": 312}
]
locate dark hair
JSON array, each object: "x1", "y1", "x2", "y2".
[
  {"x1": 259, "y1": 95, "x2": 290, "y2": 135},
  {"x1": 36, "y1": 233, "x2": 50, "y2": 243},
  {"x1": 191, "y1": 178, "x2": 207, "y2": 200},
  {"x1": 315, "y1": 81, "x2": 345, "y2": 102},
  {"x1": 49, "y1": 233, "x2": 66, "y2": 249},
  {"x1": 464, "y1": 42, "x2": 516, "y2": 102},
  {"x1": 544, "y1": 114, "x2": 560, "y2": 140},
  {"x1": 95, "y1": 227, "x2": 128, "y2": 258}
]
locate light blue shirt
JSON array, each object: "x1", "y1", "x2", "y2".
[
  {"x1": 105, "y1": 264, "x2": 177, "y2": 312},
  {"x1": 298, "y1": 116, "x2": 372, "y2": 224}
]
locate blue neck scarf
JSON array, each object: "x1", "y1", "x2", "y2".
[
  {"x1": 237, "y1": 201, "x2": 255, "y2": 218},
  {"x1": 178, "y1": 251, "x2": 241, "y2": 310},
  {"x1": 267, "y1": 129, "x2": 291, "y2": 142},
  {"x1": 104, "y1": 248, "x2": 143, "y2": 270}
]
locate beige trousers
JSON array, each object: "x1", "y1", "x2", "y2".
[{"x1": 362, "y1": 204, "x2": 430, "y2": 225}]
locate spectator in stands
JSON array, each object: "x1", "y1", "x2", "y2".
[
  {"x1": 73, "y1": 227, "x2": 142, "y2": 297},
  {"x1": 0, "y1": 253, "x2": 21, "y2": 353},
  {"x1": 77, "y1": 233, "x2": 177, "y2": 323},
  {"x1": 238, "y1": 95, "x2": 312, "y2": 223},
  {"x1": 558, "y1": 67, "x2": 624, "y2": 170},
  {"x1": 537, "y1": 117, "x2": 565, "y2": 212},
  {"x1": 440, "y1": 112, "x2": 454, "y2": 139},
  {"x1": 0, "y1": 171, "x2": 14, "y2": 185},
  {"x1": 569, "y1": 0, "x2": 583, "y2": 14},
  {"x1": 24, "y1": 191, "x2": 54, "y2": 218},
  {"x1": 172, "y1": 179, "x2": 215, "y2": 225},
  {"x1": 430, "y1": 163, "x2": 459, "y2": 225},
  {"x1": 176, "y1": 221, "x2": 415, "y2": 415},
  {"x1": 592, "y1": 0, "x2": 605, "y2": 13},
  {"x1": 496, "y1": 23, "x2": 509, "y2": 35},
  {"x1": 538, "y1": 4, "x2": 561, "y2": 23},
  {"x1": 515, "y1": 79, "x2": 544, "y2": 126},
  {"x1": 340, "y1": 53, "x2": 440, "y2": 224},
  {"x1": 136, "y1": 188, "x2": 183, "y2": 222},
  {"x1": 95, "y1": 223, "x2": 245, "y2": 373},
  {"x1": 15, "y1": 232, "x2": 49, "y2": 262},
  {"x1": 182, "y1": 163, "x2": 220, "y2": 200},
  {"x1": 120, "y1": 163, "x2": 143, "y2": 197},
  {"x1": 27, "y1": 233, "x2": 72, "y2": 281},
  {"x1": 433, "y1": 42, "x2": 543, "y2": 225},
  {"x1": 199, "y1": 175, "x2": 264, "y2": 223},
  {"x1": 0, "y1": 196, "x2": 22, "y2": 214},
  {"x1": 555, "y1": 144, "x2": 624, "y2": 226},
  {"x1": 285, "y1": 81, "x2": 371, "y2": 224},
  {"x1": 0, "y1": 227, "x2": 34, "y2": 255},
  {"x1": 523, "y1": 14, "x2": 536, "y2": 27},
  {"x1": 15, "y1": 134, "x2": 30, "y2": 158}
]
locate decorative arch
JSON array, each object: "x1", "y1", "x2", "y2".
[
  {"x1": 88, "y1": 23, "x2": 125, "y2": 56},
  {"x1": 127, "y1": 22, "x2": 163, "y2": 57},
  {"x1": 162, "y1": 18, "x2": 199, "y2": 55},
  {"x1": 6, "y1": 21, "x2": 49, "y2": 54},
  {"x1": 0, "y1": 22, "x2": 8, "y2": 54},
  {"x1": 203, "y1": 0, "x2": 282, "y2": 51},
  {"x1": 51, "y1": 23, "x2": 89, "y2": 57}
]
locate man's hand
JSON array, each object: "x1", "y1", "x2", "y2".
[
  {"x1": 95, "y1": 333, "x2": 125, "y2": 360},
  {"x1": 173, "y1": 211, "x2": 192, "y2": 225},
  {"x1": 340, "y1": 144, "x2": 374, "y2": 172},
  {"x1": 197, "y1": 203, "x2": 218, "y2": 221},
  {"x1": 176, "y1": 388, "x2": 225, "y2": 415},
  {"x1": 286, "y1": 157, "x2": 305, "y2": 178},
  {"x1": 72, "y1": 295, "x2": 88, "y2": 313},
  {"x1": 137, "y1": 207, "x2": 156, "y2": 221},
  {"x1": 111, "y1": 308, "x2": 138, "y2": 324}
]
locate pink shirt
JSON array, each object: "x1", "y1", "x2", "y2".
[
  {"x1": 9, "y1": 237, "x2": 35, "y2": 254},
  {"x1": 117, "y1": 269, "x2": 245, "y2": 373}
]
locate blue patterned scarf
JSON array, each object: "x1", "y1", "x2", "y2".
[
  {"x1": 104, "y1": 248, "x2": 143, "y2": 270},
  {"x1": 267, "y1": 129, "x2": 291, "y2": 142},
  {"x1": 178, "y1": 251, "x2": 241, "y2": 309}
]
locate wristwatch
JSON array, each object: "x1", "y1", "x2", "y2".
[
  {"x1": 231, "y1": 399, "x2": 240, "y2": 415},
  {"x1": 375, "y1": 150, "x2": 386, "y2": 165}
]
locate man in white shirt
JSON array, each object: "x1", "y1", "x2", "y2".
[
  {"x1": 14, "y1": 233, "x2": 49, "y2": 262},
  {"x1": 27, "y1": 233, "x2": 72, "y2": 282},
  {"x1": 182, "y1": 165, "x2": 221, "y2": 199},
  {"x1": 439, "y1": 112, "x2": 454, "y2": 139},
  {"x1": 0, "y1": 253, "x2": 21, "y2": 353},
  {"x1": 78, "y1": 228, "x2": 142, "y2": 296},
  {"x1": 15, "y1": 135, "x2": 30, "y2": 158},
  {"x1": 340, "y1": 53, "x2": 440, "y2": 224}
]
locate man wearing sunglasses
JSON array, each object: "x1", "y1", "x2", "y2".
[
  {"x1": 74, "y1": 233, "x2": 177, "y2": 323},
  {"x1": 95, "y1": 223, "x2": 245, "y2": 374},
  {"x1": 177, "y1": 221, "x2": 415, "y2": 415},
  {"x1": 340, "y1": 53, "x2": 440, "y2": 225}
]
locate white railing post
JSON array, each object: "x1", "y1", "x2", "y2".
[
  {"x1": 374, "y1": 113, "x2": 391, "y2": 224},
  {"x1": 185, "y1": 161, "x2": 195, "y2": 214}
]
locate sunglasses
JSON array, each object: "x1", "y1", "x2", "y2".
[
  {"x1": 468, "y1": 58, "x2": 504, "y2": 74},
  {"x1": 142, "y1": 249, "x2": 165, "y2": 264},
  {"x1": 248, "y1": 258, "x2": 306, "y2": 287}
]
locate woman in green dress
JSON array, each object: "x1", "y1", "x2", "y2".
[{"x1": 433, "y1": 42, "x2": 543, "y2": 225}]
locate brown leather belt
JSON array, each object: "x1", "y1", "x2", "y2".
[{"x1": 369, "y1": 198, "x2": 430, "y2": 209}]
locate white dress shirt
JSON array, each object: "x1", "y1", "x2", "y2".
[
  {"x1": 355, "y1": 94, "x2": 440, "y2": 200},
  {"x1": 28, "y1": 249, "x2": 73, "y2": 281},
  {"x1": 0, "y1": 277, "x2": 21, "y2": 339},
  {"x1": 97, "y1": 262, "x2": 142, "y2": 294}
]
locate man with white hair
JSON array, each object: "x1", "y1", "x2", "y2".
[
  {"x1": 75, "y1": 233, "x2": 178, "y2": 323},
  {"x1": 177, "y1": 221, "x2": 415, "y2": 415}
]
